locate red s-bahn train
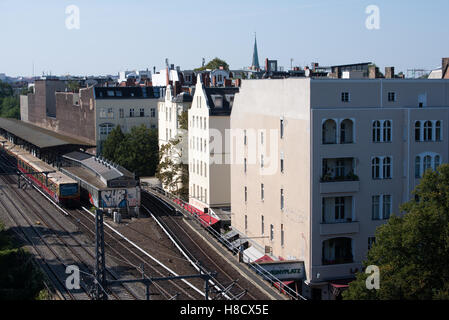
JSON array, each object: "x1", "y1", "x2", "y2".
[{"x1": 2, "y1": 142, "x2": 80, "y2": 208}]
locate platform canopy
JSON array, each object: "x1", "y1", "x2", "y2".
[{"x1": 0, "y1": 118, "x2": 95, "y2": 150}]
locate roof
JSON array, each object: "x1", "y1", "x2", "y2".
[
  {"x1": 173, "y1": 92, "x2": 193, "y2": 103},
  {"x1": 94, "y1": 86, "x2": 164, "y2": 99},
  {"x1": 204, "y1": 87, "x2": 239, "y2": 116},
  {"x1": 62, "y1": 151, "x2": 136, "y2": 188},
  {"x1": 0, "y1": 118, "x2": 95, "y2": 149}
]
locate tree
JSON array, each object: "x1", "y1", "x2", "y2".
[
  {"x1": 343, "y1": 164, "x2": 449, "y2": 300},
  {"x1": 156, "y1": 111, "x2": 189, "y2": 200},
  {"x1": 102, "y1": 125, "x2": 125, "y2": 161},
  {"x1": 102, "y1": 124, "x2": 158, "y2": 178},
  {"x1": 67, "y1": 80, "x2": 80, "y2": 93},
  {"x1": 0, "y1": 80, "x2": 20, "y2": 119},
  {"x1": 195, "y1": 57, "x2": 229, "y2": 71}
]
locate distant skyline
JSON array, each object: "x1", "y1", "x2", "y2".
[{"x1": 1, "y1": 0, "x2": 448, "y2": 77}]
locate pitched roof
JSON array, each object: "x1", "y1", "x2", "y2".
[{"x1": 204, "y1": 87, "x2": 239, "y2": 116}]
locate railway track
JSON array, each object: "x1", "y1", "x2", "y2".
[
  {"x1": 141, "y1": 190, "x2": 272, "y2": 300},
  {"x1": 0, "y1": 166, "x2": 90, "y2": 300},
  {"x1": 67, "y1": 207, "x2": 206, "y2": 300},
  {"x1": 0, "y1": 148, "x2": 207, "y2": 300}
]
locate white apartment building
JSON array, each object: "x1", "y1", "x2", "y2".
[
  {"x1": 230, "y1": 78, "x2": 449, "y2": 300},
  {"x1": 94, "y1": 86, "x2": 161, "y2": 154},
  {"x1": 188, "y1": 75, "x2": 238, "y2": 211},
  {"x1": 158, "y1": 85, "x2": 192, "y2": 192}
]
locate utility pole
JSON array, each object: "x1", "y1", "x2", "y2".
[{"x1": 95, "y1": 209, "x2": 107, "y2": 300}]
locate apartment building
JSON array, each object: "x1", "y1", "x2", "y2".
[
  {"x1": 21, "y1": 79, "x2": 161, "y2": 155},
  {"x1": 157, "y1": 84, "x2": 192, "y2": 192},
  {"x1": 230, "y1": 77, "x2": 449, "y2": 300},
  {"x1": 188, "y1": 75, "x2": 238, "y2": 211},
  {"x1": 94, "y1": 86, "x2": 160, "y2": 154}
]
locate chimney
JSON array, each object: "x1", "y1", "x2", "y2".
[
  {"x1": 265, "y1": 58, "x2": 269, "y2": 72},
  {"x1": 369, "y1": 65, "x2": 378, "y2": 79},
  {"x1": 166, "y1": 67, "x2": 170, "y2": 86},
  {"x1": 385, "y1": 67, "x2": 395, "y2": 79},
  {"x1": 224, "y1": 78, "x2": 232, "y2": 87},
  {"x1": 443, "y1": 58, "x2": 449, "y2": 78},
  {"x1": 174, "y1": 81, "x2": 181, "y2": 96},
  {"x1": 212, "y1": 75, "x2": 217, "y2": 87}
]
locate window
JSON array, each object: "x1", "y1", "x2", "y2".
[
  {"x1": 119, "y1": 108, "x2": 124, "y2": 118},
  {"x1": 99, "y1": 123, "x2": 114, "y2": 136},
  {"x1": 415, "y1": 121, "x2": 421, "y2": 141},
  {"x1": 261, "y1": 183, "x2": 264, "y2": 201},
  {"x1": 270, "y1": 224, "x2": 274, "y2": 241},
  {"x1": 244, "y1": 130, "x2": 247, "y2": 145},
  {"x1": 261, "y1": 154, "x2": 264, "y2": 168},
  {"x1": 424, "y1": 121, "x2": 432, "y2": 141},
  {"x1": 340, "y1": 119, "x2": 354, "y2": 144},
  {"x1": 372, "y1": 121, "x2": 381, "y2": 142},
  {"x1": 322, "y1": 237, "x2": 353, "y2": 265},
  {"x1": 434, "y1": 155, "x2": 441, "y2": 170},
  {"x1": 245, "y1": 215, "x2": 248, "y2": 232},
  {"x1": 372, "y1": 157, "x2": 380, "y2": 179},
  {"x1": 244, "y1": 158, "x2": 247, "y2": 173},
  {"x1": 435, "y1": 121, "x2": 442, "y2": 141},
  {"x1": 388, "y1": 92, "x2": 396, "y2": 102},
  {"x1": 335, "y1": 197, "x2": 345, "y2": 221},
  {"x1": 341, "y1": 92, "x2": 350, "y2": 102},
  {"x1": 323, "y1": 119, "x2": 337, "y2": 144},
  {"x1": 261, "y1": 131, "x2": 264, "y2": 145},
  {"x1": 140, "y1": 108, "x2": 145, "y2": 117},
  {"x1": 129, "y1": 108, "x2": 135, "y2": 117},
  {"x1": 281, "y1": 224, "x2": 284, "y2": 247},
  {"x1": 372, "y1": 195, "x2": 381, "y2": 220},
  {"x1": 372, "y1": 195, "x2": 391, "y2": 220},
  {"x1": 383, "y1": 157, "x2": 392, "y2": 179},
  {"x1": 423, "y1": 155, "x2": 432, "y2": 172},
  {"x1": 383, "y1": 195, "x2": 392, "y2": 219},
  {"x1": 280, "y1": 158, "x2": 284, "y2": 173},
  {"x1": 151, "y1": 108, "x2": 156, "y2": 118},
  {"x1": 280, "y1": 189, "x2": 284, "y2": 210},
  {"x1": 336, "y1": 160, "x2": 345, "y2": 178},
  {"x1": 280, "y1": 119, "x2": 284, "y2": 139},
  {"x1": 415, "y1": 156, "x2": 421, "y2": 178},
  {"x1": 261, "y1": 216, "x2": 264, "y2": 235},
  {"x1": 368, "y1": 237, "x2": 376, "y2": 250},
  {"x1": 244, "y1": 186, "x2": 247, "y2": 202},
  {"x1": 383, "y1": 120, "x2": 392, "y2": 142}
]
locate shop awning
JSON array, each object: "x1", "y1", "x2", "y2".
[
  {"x1": 172, "y1": 198, "x2": 220, "y2": 226},
  {"x1": 242, "y1": 246, "x2": 265, "y2": 263},
  {"x1": 255, "y1": 255, "x2": 274, "y2": 263}
]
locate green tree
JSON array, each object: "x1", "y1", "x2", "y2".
[
  {"x1": 67, "y1": 80, "x2": 80, "y2": 93},
  {"x1": 102, "y1": 125, "x2": 125, "y2": 161},
  {"x1": 0, "y1": 80, "x2": 20, "y2": 119},
  {"x1": 102, "y1": 125, "x2": 159, "y2": 178},
  {"x1": 343, "y1": 164, "x2": 449, "y2": 300},
  {"x1": 0, "y1": 222, "x2": 46, "y2": 300},
  {"x1": 195, "y1": 57, "x2": 229, "y2": 71}
]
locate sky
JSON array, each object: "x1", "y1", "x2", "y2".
[{"x1": 0, "y1": 0, "x2": 448, "y2": 77}]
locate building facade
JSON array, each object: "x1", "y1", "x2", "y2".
[
  {"x1": 230, "y1": 78, "x2": 449, "y2": 300},
  {"x1": 188, "y1": 75, "x2": 238, "y2": 211}
]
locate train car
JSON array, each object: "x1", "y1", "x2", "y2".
[{"x1": 16, "y1": 153, "x2": 80, "y2": 208}]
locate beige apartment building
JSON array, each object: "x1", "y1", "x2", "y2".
[
  {"x1": 230, "y1": 78, "x2": 449, "y2": 300},
  {"x1": 188, "y1": 75, "x2": 238, "y2": 211},
  {"x1": 157, "y1": 85, "x2": 192, "y2": 192}
]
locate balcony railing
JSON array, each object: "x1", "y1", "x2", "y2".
[{"x1": 320, "y1": 173, "x2": 359, "y2": 183}]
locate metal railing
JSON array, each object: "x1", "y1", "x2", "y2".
[{"x1": 143, "y1": 185, "x2": 306, "y2": 300}]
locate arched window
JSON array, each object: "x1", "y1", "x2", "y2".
[
  {"x1": 424, "y1": 121, "x2": 433, "y2": 141},
  {"x1": 434, "y1": 155, "x2": 441, "y2": 170},
  {"x1": 435, "y1": 121, "x2": 442, "y2": 141},
  {"x1": 383, "y1": 120, "x2": 392, "y2": 142},
  {"x1": 415, "y1": 121, "x2": 421, "y2": 141},
  {"x1": 340, "y1": 119, "x2": 354, "y2": 144},
  {"x1": 372, "y1": 157, "x2": 380, "y2": 179},
  {"x1": 423, "y1": 155, "x2": 432, "y2": 172},
  {"x1": 383, "y1": 157, "x2": 392, "y2": 179},
  {"x1": 322, "y1": 119, "x2": 337, "y2": 144},
  {"x1": 415, "y1": 156, "x2": 421, "y2": 178},
  {"x1": 373, "y1": 121, "x2": 381, "y2": 142}
]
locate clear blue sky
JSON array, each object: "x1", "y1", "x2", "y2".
[{"x1": 1, "y1": 0, "x2": 448, "y2": 77}]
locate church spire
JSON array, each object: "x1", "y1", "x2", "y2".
[{"x1": 251, "y1": 33, "x2": 260, "y2": 71}]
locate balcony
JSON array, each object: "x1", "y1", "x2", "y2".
[
  {"x1": 320, "y1": 180, "x2": 360, "y2": 194},
  {"x1": 320, "y1": 221, "x2": 360, "y2": 236}
]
